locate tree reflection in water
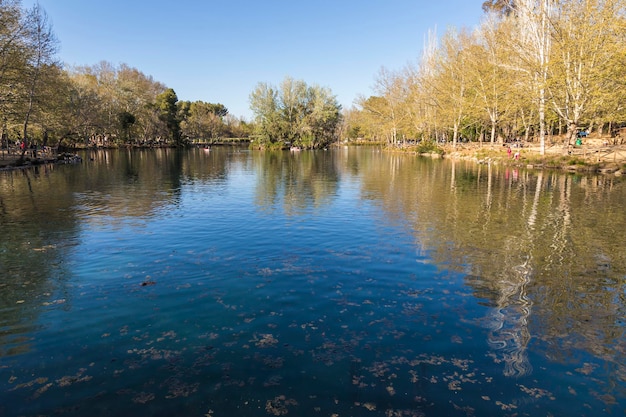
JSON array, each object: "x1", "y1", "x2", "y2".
[
  {"x1": 487, "y1": 254, "x2": 533, "y2": 376},
  {"x1": 485, "y1": 171, "x2": 546, "y2": 377}
]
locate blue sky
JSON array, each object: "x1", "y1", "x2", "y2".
[{"x1": 23, "y1": 0, "x2": 485, "y2": 119}]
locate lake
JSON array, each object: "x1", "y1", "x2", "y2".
[{"x1": 1, "y1": 147, "x2": 625, "y2": 416}]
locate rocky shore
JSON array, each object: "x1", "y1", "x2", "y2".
[{"x1": 0, "y1": 152, "x2": 82, "y2": 170}]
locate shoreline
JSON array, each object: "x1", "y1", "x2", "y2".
[
  {"x1": 2, "y1": 143, "x2": 626, "y2": 175},
  {"x1": 416, "y1": 142, "x2": 626, "y2": 176},
  {"x1": 0, "y1": 152, "x2": 81, "y2": 171}
]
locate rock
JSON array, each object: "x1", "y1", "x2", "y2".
[{"x1": 598, "y1": 165, "x2": 619, "y2": 174}]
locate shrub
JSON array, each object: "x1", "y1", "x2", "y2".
[{"x1": 416, "y1": 141, "x2": 444, "y2": 155}]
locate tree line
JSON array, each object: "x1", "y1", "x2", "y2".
[
  {"x1": 0, "y1": 0, "x2": 251, "y2": 155},
  {"x1": 344, "y1": 0, "x2": 626, "y2": 155},
  {"x1": 6, "y1": 0, "x2": 624, "y2": 156},
  {"x1": 0, "y1": 0, "x2": 343, "y2": 153}
]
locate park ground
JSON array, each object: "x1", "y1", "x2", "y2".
[{"x1": 438, "y1": 137, "x2": 626, "y2": 175}]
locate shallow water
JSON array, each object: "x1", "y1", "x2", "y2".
[{"x1": 1, "y1": 147, "x2": 625, "y2": 416}]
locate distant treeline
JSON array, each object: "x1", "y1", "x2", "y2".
[{"x1": 0, "y1": 1, "x2": 252, "y2": 151}]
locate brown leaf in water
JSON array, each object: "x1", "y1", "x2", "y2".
[
  {"x1": 265, "y1": 395, "x2": 298, "y2": 415},
  {"x1": 132, "y1": 392, "x2": 155, "y2": 404}
]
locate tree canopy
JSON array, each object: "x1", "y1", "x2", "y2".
[{"x1": 250, "y1": 76, "x2": 342, "y2": 149}]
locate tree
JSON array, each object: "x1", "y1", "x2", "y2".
[
  {"x1": 357, "y1": 95, "x2": 397, "y2": 143},
  {"x1": 0, "y1": 0, "x2": 26, "y2": 150},
  {"x1": 155, "y1": 88, "x2": 182, "y2": 146},
  {"x1": 27, "y1": 63, "x2": 72, "y2": 148},
  {"x1": 361, "y1": 67, "x2": 411, "y2": 146},
  {"x1": 431, "y1": 28, "x2": 475, "y2": 147},
  {"x1": 118, "y1": 111, "x2": 135, "y2": 142},
  {"x1": 115, "y1": 63, "x2": 166, "y2": 142},
  {"x1": 249, "y1": 77, "x2": 341, "y2": 149},
  {"x1": 547, "y1": 0, "x2": 626, "y2": 145},
  {"x1": 406, "y1": 29, "x2": 443, "y2": 143},
  {"x1": 470, "y1": 14, "x2": 517, "y2": 145},
  {"x1": 278, "y1": 76, "x2": 309, "y2": 143},
  {"x1": 223, "y1": 115, "x2": 253, "y2": 139},
  {"x1": 510, "y1": 0, "x2": 555, "y2": 155},
  {"x1": 19, "y1": 2, "x2": 58, "y2": 159},
  {"x1": 304, "y1": 84, "x2": 342, "y2": 148},
  {"x1": 482, "y1": 0, "x2": 517, "y2": 15},
  {"x1": 179, "y1": 100, "x2": 229, "y2": 141},
  {"x1": 249, "y1": 81, "x2": 281, "y2": 145},
  {"x1": 65, "y1": 62, "x2": 167, "y2": 145}
]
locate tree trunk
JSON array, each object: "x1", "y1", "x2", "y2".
[
  {"x1": 566, "y1": 121, "x2": 577, "y2": 146},
  {"x1": 20, "y1": 93, "x2": 34, "y2": 162},
  {"x1": 452, "y1": 122, "x2": 459, "y2": 148},
  {"x1": 539, "y1": 87, "x2": 546, "y2": 156}
]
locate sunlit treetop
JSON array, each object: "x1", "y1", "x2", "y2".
[{"x1": 482, "y1": 0, "x2": 516, "y2": 16}]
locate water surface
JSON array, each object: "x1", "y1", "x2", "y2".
[{"x1": 1, "y1": 147, "x2": 625, "y2": 416}]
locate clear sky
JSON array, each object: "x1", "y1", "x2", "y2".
[{"x1": 23, "y1": 0, "x2": 485, "y2": 119}]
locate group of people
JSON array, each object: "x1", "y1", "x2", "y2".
[
  {"x1": 15, "y1": 141, "x2": 50, "y2": 158},
  {"x1": 507, "y1": 146, "x2": 520, "y2": 160}
]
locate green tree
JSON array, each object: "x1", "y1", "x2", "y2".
[
  {"x1": 155, "y1": 88, "x2": 182, "y2": 146},
  {"x1": 249, "y1": 76, "x2": 341, "y2": 149},
  {"x1": 179, "y1": 100, "x2": 229, "y2": 141},
  {"x1": 249, "y1": 81, "x2": 281, "y2": 146},
  {"x1": 304, "y1": 84, "x2": 341, "y2": 148},
  {"x1": 118, "y1": 111, "x2": 135, "y2": 142}
]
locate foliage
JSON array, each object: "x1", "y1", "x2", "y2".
[
  {"x1": 566, "y1": 156, "x2": 588, "y2": 166},
  {"x1": 155, "y1": 88, "x2": 182, "y2": 145},
  {"x1": 0, "y1": 2, "x2": 248, "y2": 149},
  {"x1": 179, "y1": 100, "x2": 229, "y2": 141},
  {"x1": 0, "y1": 0, "x2": 59, "y2": 153},
  {"x1": 250, "y1": 76, "x2": 341, "y2": 149},
  {"x1": 118, "y1": 111, "x2": 135, "y2": 142},
  {"x1": 415, "y1": 140, "x2": 444, "y2": 155},
  {"x1": 345, "y1": 0, "x2": 626, "y2": 154}
]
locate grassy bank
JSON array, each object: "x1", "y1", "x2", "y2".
[{"x1": 402, "y1": 142, "x2": 626, "y2": 176}]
